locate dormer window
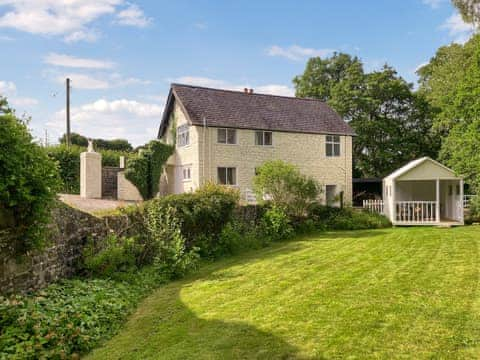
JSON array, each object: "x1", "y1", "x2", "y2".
[{"x1": 177, "y1": 124, "x2": 190, "y2": 147}]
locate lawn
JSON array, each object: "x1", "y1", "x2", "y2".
[{"x1": 87, "y1": 227, "x2": 480, "y2": 359}]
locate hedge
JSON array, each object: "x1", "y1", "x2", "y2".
[{"x1": 47, "y1": 145, "x2": 129, "y2": 194}]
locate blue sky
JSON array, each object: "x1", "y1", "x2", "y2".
[{"x1": 0, "y1": 0, "x2": 475, "y2": 146}]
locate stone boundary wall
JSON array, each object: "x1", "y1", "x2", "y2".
[{"x1": 0, "y1": 203, "x2": 135, "y2": 295}]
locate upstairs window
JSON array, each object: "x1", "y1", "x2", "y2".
[
  {"x1": 177, "y1": 124, "x2": 190, "y2": 147},
  {"x1": 255, "y1": 131, "x2": 272, "y2": 146},
  {"x1": 217, "y1": 128, "x2": 237, "y2": 144},
  {"x1": 217, "y1": 167, "x2": 236, "y2": 185},
  {"x1": 326, "y1": 135, "x2": 340, "y2": 157}
]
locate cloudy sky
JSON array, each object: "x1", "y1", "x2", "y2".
[{"x1": 0, "y1": 0, "x2": 474, "y2": 146}]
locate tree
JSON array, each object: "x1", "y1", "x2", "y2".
[
  {"x1": 293, "y1": 52, "x2": 363, "y2": 101},
  {"x1": 0, "y1": 103, "x2": 61, "y2": 254},
  {"x1": 294, "y1": 54, "x2": 439, "y2": 178},
  {"x1": 452, "y1": 0, "x2": 480, "y2": 24},
  {"x1": 253, "y1": 160, "x2": 321, "y2": 217},
  {"x1": 59, "y1": 132, "x2": 88, "y2": 147},
  {"x1": 59, "y1": 133, "x2": 133, "y2": 151}
]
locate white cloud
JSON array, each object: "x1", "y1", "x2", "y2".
[
  {"x1": 173, "y1": 76, "x2": 295, "y2": 97},
  {"x1": 0, "y1": 35, "x2": 13, "y2": 41},
  {"x1": 47, "y1": 98, "x2": 163, "y2": 145},
  {"x1": 0, "y1": 80, "x2": 38, "y2": 107},
  {"x1": 0, "y1": 0, "x2": 150, "y2": 42},
  {"x1": 441, "y1": 12, "x2": 476, "y2": 43},
  {"x1": 193, "y1": 22, "x2": 207, "y2": 30},
  {"x1": 266, "y1": 45, "x2": 335, "y2": 61},
  {"x1": 52, "y1": 72, "x2": 150, "y2": 89},
  {"x1": 422, "y1": 0, "x2": 445, "y2": 9},
  {"x1": 44, "y1": 53, "x2": 115, "y2": 69},
  {"x1": 57, "y1": 73, "x2": 110, "y2": 89},
  {"x1": 64, "y1": 29, "x2": 99, "y2": 43},
  {"x1": 115, "y1": 3, "x2": 151, "y2": 27}
]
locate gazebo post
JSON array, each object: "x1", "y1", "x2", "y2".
[
  {"x1": 436, "y1": 178, "x2": 440, "y2": 223},
  {"x1": 392, "y1": 180, "x2": 396, "y2": 223},
  {"x1": 460, "y1": 179, "x2": 464, "y2": 223}
]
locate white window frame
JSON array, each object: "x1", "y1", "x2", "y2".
[
  {"x1": 255, "y1": 131, "x2": 273, "y2": 146},
  {"x1": 182, "y1": 165, "x2": 192, "y2": 182},
  {"x1": 217, "y1": 128, "x2": 237, "y2": 145},
  {"x1": 176, "y1": 124, "x2": 190, "y2": 147},
  {"x1": 326, "y1": 135, "x2": 341, "y2": 157},
  {"x1": 217, "y1": 167, "x2": 237, "y2": 185}
]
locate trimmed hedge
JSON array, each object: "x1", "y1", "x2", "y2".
[{"x1": 47, "y1": 145, "x2": 129, "y2": 194}]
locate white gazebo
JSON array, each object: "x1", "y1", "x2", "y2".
[{"x1": 383, "y1": 157, "x2": 464, "y2": 226}]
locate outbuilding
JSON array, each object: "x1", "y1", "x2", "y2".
[{"x1": 383, "y1": 157, "x2": 464, "y2": 226}]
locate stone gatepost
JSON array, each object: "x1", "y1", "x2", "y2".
[{"x1": 80, "y1": 140, "x2": 102, "y2": 198}]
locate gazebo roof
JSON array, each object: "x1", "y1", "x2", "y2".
[{"x1": 384, "y1": 157, "x2": 460, "y2": 181}]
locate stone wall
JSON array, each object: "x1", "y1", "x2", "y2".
[{"x1": 0, "y1": 203, "x2": 134, "y2": 295}]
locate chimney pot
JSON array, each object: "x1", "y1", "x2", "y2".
[
  {"x1": 249, "y1": 88, "x2": 254, "y2": 94},
  {"x1": 244, "y1": 88, "x2": 249, "y2": 94}
]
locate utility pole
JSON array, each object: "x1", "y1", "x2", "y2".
[
  {"x1": 44, "y1": 129, "x2": 48, "y2": 147},
  {"x1": 66, "y1": 78, "x2": 71, "y2": 147}
]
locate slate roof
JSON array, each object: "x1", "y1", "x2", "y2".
[{"x1": 158, "y1": 83, "x2": 355, "y2": 137}]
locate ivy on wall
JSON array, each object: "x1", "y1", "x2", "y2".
[{"x1": 124, "y1": 140, "x2": 174, "y2": 200}]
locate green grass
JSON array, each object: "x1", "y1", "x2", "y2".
[{"x1": 87, "y1": 227, "x2": 480, "y2": 359}]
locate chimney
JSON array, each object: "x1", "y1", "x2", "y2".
[
  {"x1": 249, "y1": 88, "x2": 254, "y2": 94},
  {"x1": 244, "y1": 88, "x2": 249, "y2": 94}
]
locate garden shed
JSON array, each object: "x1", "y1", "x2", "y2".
[{"x1": 383, "y1": 157, "x2": 464, "y2": 226}]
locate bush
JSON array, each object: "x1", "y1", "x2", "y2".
[
  {"x1": 253, "y1": 160, "x2": 321, "y2": 217},
  {"x1": 0, "y1": 112, "x2": 61, "y2": 253},
  {"x1": 124, "y1": 140, "x2": 174, "y2": 200},
  {"x1": 144, "y1": 184, "x2": 239, "y2": 259},
  {"x1": 145, "y1": 205, "x2": 199, "y2": 279},
  {"x1": 258, "y1": 206, "x2": 294, "y2": 242},
  {"x1": 83, "y1": 235, "x2": 141, "y2": 277},
  {"x1": 307, "y1": 204, "x2": 391, "y2": 230},
  {"x1": 0, "y1": 268, "x2": 164, "y2": 359}
]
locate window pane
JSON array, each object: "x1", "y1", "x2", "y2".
[
  {"x1": 227, "y1": 129, "x2": 236, "y2": 144},
  {"x1": 227, "y1": 168, "x2": 236, "y2": 185},
  {"x1": 217, "y1": 129, "x2": 226, "y2": 143},
  {"x1": 264, "y1": 132, "x2": 272, "y2": 146},
  {"x1": 217, "y1": 168, "x2": 226, "y2": 184},
  {"x1": 334, "y1": 143, "x2": 340, "y2": 156},
  {"x1": 333, "y1": 135, "x2": 340, "y2": 143},
  {"x1": 326, "y1": 143, "x2": 332, "y2": 157},
  {"x1": 185, "y1": 131, "x2": 189, "y2": 145},
  {"x1": 326, "y1": 135, "x2": 332, "y2": 143},
  {"x1": 255, "y1": 131, "x2": 263, "y2": 145}
]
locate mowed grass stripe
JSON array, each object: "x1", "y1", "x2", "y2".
[{"x1": 87, "y1": 227, "x2": 480, "y2": 360}]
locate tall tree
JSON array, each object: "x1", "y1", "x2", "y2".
[
  {"x1": 59, "y1": 133, "x2": 133, "y2": 151},
  {"x1": 294, "y1": 54, "x2": 438, "y2": 178},
  {"x1": 452, "y1": 0, "x2": 480, "y2": 24}
]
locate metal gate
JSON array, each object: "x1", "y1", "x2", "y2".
[{"x1": 102, "y1": 167, "x2": 121, "y2": 199}]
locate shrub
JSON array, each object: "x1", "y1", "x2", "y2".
[
  {"x1": 144, "y1": 204, "x2": 199, "y2": 279},
  {"x1": 124, "y1": 140, "x2": 174, "y2": 200},
  {"x1": 253, "y1": 160, "x2": 321, "y2": 217},
  {"x1": 0, "y1": 268, "x2": 164, "y2": 359},
  {"x1": 83, "y1": 235, "x2": 141, "y2": 277},
  {"x1": 258, "y1": 206, "x2": 294, "y2": 242},
  {"x1": 144, "y1": 184, "x2": 239, "y2": 258},
  {"x1": 307, "y1": 204, "x2": 391, "y2": 230},
  {"x1": 0, "y1": 111, "x2": 61, "y2": 254}
]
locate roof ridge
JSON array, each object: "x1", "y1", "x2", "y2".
[{"x1": 171, "y1": 83, "x2": 329, "y2": 103}]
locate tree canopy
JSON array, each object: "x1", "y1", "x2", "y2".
[
  {"x1": 294, "y1": 53, "x2": 439, "y2": 178},
  {"x1": 59, "y1": 132, "x2": 133, "y2": 151},
  {"x1": 452, "y1": 0, "x2": 480, "y2": 24}
]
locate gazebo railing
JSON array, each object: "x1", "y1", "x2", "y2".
[{"x1": 395, "y1": 201, "x2": 437, "y2": 223}]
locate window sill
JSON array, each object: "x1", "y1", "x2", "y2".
[{"x1": 216, "y1": 143, "x2": 238, "y2": 146}]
